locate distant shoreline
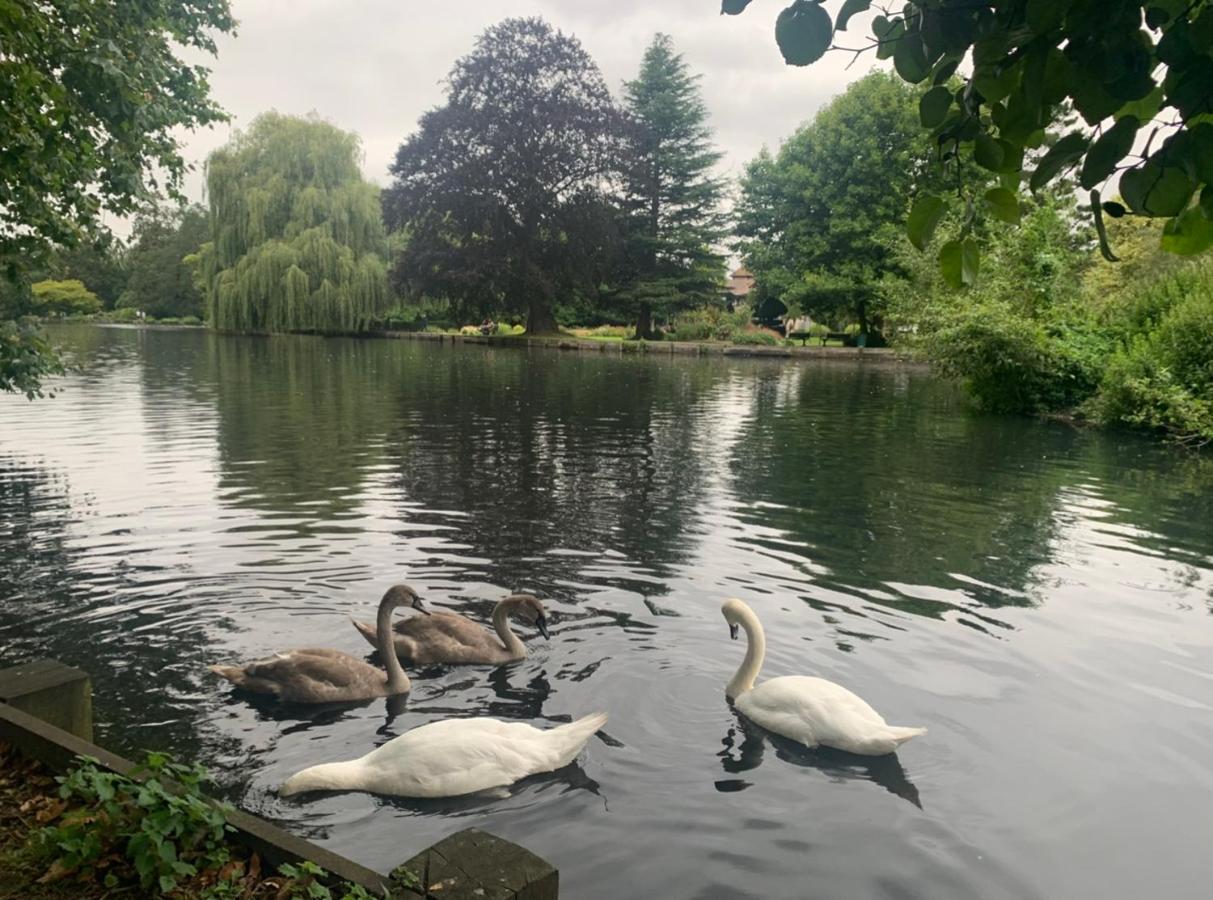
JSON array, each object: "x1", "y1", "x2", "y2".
[
  {"x1": 55, "y1": 321, "x2": 929, "y2": 367},
  {"x1": 378, "y1": 329, "x2": 929, "y2": 366}
]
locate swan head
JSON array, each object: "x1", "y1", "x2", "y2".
[
  {"x1": 382, "y1": 583, "x2": 429, "y2": 616},
  {"x1": 721, "y1": 598, "x2": 750, "y2": 640},
  {"x1": 507, "y1": 593, "x2": 550, "y2": 640}
]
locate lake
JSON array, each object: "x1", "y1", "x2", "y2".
[{"x1": 2, "y1": 324, "x2": 1212, "y2": 899}]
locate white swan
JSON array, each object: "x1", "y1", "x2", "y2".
[
  {"x1": 721, "y1": 598, "x2": 925, "y2": 756},
  {"x1": 280, "y1": 712, "x2": 608, "y2": 799}
]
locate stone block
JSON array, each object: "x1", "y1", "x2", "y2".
[
  {"x1": 0, "y1": 659, "x2": 92, "y2": 741},
  {"x1": 391, "y1": 827, "x2": 558, "y2": 900}
]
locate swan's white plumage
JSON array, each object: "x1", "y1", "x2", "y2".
[
  {"x1": 280, "y1": 713, "x2": 607, "y2": 798},
  {"x1": 722, "y1": 599, "x2": 925, "y2": 756}
]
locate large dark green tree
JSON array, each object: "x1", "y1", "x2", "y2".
[
  {"x1": 119, "y1": 205, "x2": 209, "y2": 319},
  {"x1": 724, "y1": 0, "x2": 1213, "y2": 273},
  {"x1": 734, "y1": 71, "x2": 943, "y2": 334},
  {"x1": 195, "y1": 113, "x2": 390, "y2": 334},
  {"x1": 382, "y1": 18, "x2": 622, "y2": 334},
  {"x1": 616, "y1": 34, "x2": 728, "y2": 339},
  {"x1": 0, "y1": 0, "x2": 234, "y2": 396}
]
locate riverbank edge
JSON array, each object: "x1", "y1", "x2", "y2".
[{"x1": 378, "y1": 330, "x2": 930, "y2": 366}]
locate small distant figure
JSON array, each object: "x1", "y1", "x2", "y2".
[{"x1": 479, "y1": 317, "x2": 496, "y2": 335}]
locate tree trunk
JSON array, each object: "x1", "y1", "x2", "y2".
[
  {"x1": 857, "y1": 297, "x2": 869, "y2": 336},
  {"x1": 526, "y1": 295, "x2": 559, "y2": 335},
  {"x1": 634, "y1": 301, "x2": 656, "y2": 340}
]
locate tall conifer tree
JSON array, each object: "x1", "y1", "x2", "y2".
[{"x1": 618, "y1": 34, "x2": 727, "y2": 339}]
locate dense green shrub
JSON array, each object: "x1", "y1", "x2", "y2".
[
  {"x1": 922, "y1": 302, "x2": 1108, "y2": 415},
  {"x1": 669, "y1": 305, "x2": 752, "y2": 342},
  {"x1": 1089, "y1": 263, "x2": 1213, "y2": 445},
  {"x1": 731, "y1": 328, "x2": 781, "y2": 346},
  {"x1": 30, "y1": 280, "x2": 102, "y2": 317}
]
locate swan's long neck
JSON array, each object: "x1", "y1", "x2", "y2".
[
  {"x1": 492, "y1": 599, "x2": 526, "y2": 657},
  {"x1": 378, "y1": 599, "x2": 410, "y2": 693},
  {"x1": 281, "y1": 760, "x2": 365, "y2": 796},
  {"x1": 727, "y1": 606, "x2": 765, "y2": 700}
]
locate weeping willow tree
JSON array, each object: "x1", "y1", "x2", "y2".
[{"x1": 196, "y1": 113, "x2": 389, "y2": 333}]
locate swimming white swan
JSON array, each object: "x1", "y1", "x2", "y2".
[
  {"x1": 350, "y1": 593, "x2": 549, "y2": 665},
  {"x1": 280, "y1": 712, "x2": 608, "y2": 798},
  {"x1": 209, "y1": 584, "x2": 427, "y2": 703},
  {"x1": 721, "y1": 598, "x2": 925, "y2": 756}
]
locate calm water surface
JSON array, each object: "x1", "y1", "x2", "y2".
[{"x1": 2, "y1": 324, "x2": 1212, "y2": 899}]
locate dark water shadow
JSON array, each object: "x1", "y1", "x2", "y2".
[
  {"x1": 716, "y1": 710, "x2": 922, "y2": 809},
  {"x1": 221, "y1": 688, "x2": 410, "y2": 734}
]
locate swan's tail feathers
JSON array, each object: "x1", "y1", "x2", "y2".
[
  {"x1": 548, "y1": 712, "x2": 609, "y2": 768},
  {"x1": 350, "y1": 618, "x2": 379, "y2": 646},
  {"x1": 209, "y1": 664, "x2": 245, "y2": 686},
  {"x1": 209, "y1": 664, "x2": 280, "y2": 697},
  {"x1": 888, "y1": 725, "x2": 927, "y2": 747}
]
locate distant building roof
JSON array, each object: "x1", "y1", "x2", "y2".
[{"x1": 727, "y1": 266, "x2": 754, "y2": 297}]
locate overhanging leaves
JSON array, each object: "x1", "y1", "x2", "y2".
[
  {"x1": 775, "y1": 1, "x2": 833, "y2": 66},
  {"x1": 907, "y1": 194, "x2": 946, "y2": 250},
  {"x1": 1029, "y1": 132, "x2": 1089, "y2": 192},
  {"x1": 1080, "y1": 117, "x2": 1139, "y2": 190}
]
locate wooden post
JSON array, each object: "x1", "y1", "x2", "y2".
[
  {"x1": 390, "y1": 827, "x2": 558, "y2": 900},
  {"x1": 0, "y1": 659, "x2": 92, "y2": 741}
]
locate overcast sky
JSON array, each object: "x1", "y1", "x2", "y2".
[{"x1": 173, "y1": 0, "x2": 885, "y2": 205}]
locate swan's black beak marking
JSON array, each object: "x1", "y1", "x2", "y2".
[
  {"x1": 536, "y1": 615, "x2": 550, "y2": 640},
  {"x1": 729, "y1": 622, "x2": 739, "y2": 641},
  {"x1": 413, "y1": 597, "x2": 431, "y2": 616}
]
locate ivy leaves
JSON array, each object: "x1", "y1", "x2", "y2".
[{"x1": 728, "y1": 0, "x2": 1213, "y2": 285}]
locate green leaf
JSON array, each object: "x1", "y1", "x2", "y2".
[
  {"x1": 1025, "y1": 0, "x2": 1070, "y2": 32},
  {"x1": 1029, "y1": 131, "x2": 1089, "y2": 191},
  {"x1": 721, "y1": 0, "x2": 753, "y2": 14},
  {"x1": 1160, "y1": 207, "x2": 1213, "y2": 254},
  {"x1": 1091, "y1": 189, "x2": 1119, "y2": 262},
  {"x1": 835, "y1": 0, "x2": 869, "y2": 31},
  {"x1": 894, "y1": 32, "x2": 931, "y2": 83},
  {"x1": 974, "y1": 132, "x2": 1005, "y2": 171},
  {"x1": 907, "y1": 194, "x2": 946, "y2": 250},
  {"x1": 1102, "y1": 200, "x2": 1127, "y2": 218},
  {"x1": 775, "y1": 1, "x2": 834, "y2": 66},
  {"x1": 1116, "y1": 86, "x2": 1164, "y2": 122},
  {"x1": 1080, "y1": 116, "x2": 1139, "y2": 189},
  {"x1": 874, "y1": 16, "x2": 904, "y2": 61},
  {"x1": 1201, "y1": 185, "x2": 1213, "y2": 219},
  {"x1": 919, "y1": 85, "x2": 952, "y2": 128},
  {"x1": 939, "y1": 237, "x2": 980, "y2": 288},
  {"x1": 983, "y1": 187, "x2": 1021, "y2": 224},
  {"x1": 1121, "y1": 161, "x2": 1197, "y2": 217}
]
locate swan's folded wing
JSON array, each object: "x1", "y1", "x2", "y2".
[
  {"x1": 363, "y1": 719, "x2": 552, "y2": 797},
  {"x1": 745, "y1": 676, "x2": 889, "y2": 748},
  {"x1": 244, "y1": 649, "x2": 381, "y2": 701}
]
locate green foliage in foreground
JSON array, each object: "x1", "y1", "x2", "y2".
[
  {"x1": 42, "y1": 753, "x2": 232, "y2": 894},
  {"x1": 196, "y1": 113, "x2": 390, "y2": 335},
  {"x1": 0, "y1": 319, "x2": 65, "y2": 399},
  {"x1": 35, "y1": 754, "x2": 376, "y2": 900},
  {"x1": 725, "y1": 1, "x2": 1213, "y2": 276}
]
